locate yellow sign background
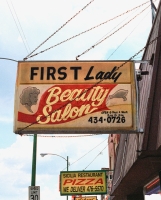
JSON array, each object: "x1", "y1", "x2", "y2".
[
  {"x1": 14, "y1": 61, "x2": 137, "y2": 134},
  {"x1": 75, "y1": 196, "x2": 97, "y2": 200},
  {"x1": 16, "y1": 61, "x2": 131, "y2": 84},
  {"x1": 60, "y1": 171, "x2": 107, "y2": 195}
]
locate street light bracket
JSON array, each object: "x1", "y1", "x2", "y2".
[{"x1": 40, "y1": 153, "x2": 67, "y2": 161}]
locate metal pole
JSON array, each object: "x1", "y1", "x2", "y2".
[
  {"x1": 31, "y1": 134, "x2": 37, "y2": 186},
  {"x1": 67, "y1": 156, "x2": 68, "y2": 200},
  {"x1": 67, "y1": 156, "x2": 68, "y2": 171}
]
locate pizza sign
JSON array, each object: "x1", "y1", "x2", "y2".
[
  {"x1": 14, "y1": 61, "x2": 137, "y2": 134},
  {"x1": 60, "y1": 171, "x2": 107, "y2": 195}
]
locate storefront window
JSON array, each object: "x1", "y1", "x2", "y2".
[{"x1": 144, "y1": 177, "x2": 161, "y2": 199}]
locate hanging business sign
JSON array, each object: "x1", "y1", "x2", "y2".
[
  {"x1": 60, "y1": 170, "x2": 107, "y2": 195},
  {"x1": 75, "y1": 196, "x2": 97, "y2": 200},
  {"x1": 14, "y1": 61, "x2": 137, "y2": 134}
]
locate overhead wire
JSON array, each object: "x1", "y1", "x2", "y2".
[
  {"x1": 24, "y1": 0, "x2": 95, "y2": 60},
  {"x1": 2, "y1": 0, "x2": 159, "y2": 173},
  {"x1": 93, "y1": 0, "x2": 158, "y2": 59},
  {"x1": 95, "y1": 0, "x2": 157, "y2": 46},
  {"x1": 24, "y1": 1, "x2": 150, "y2": 60},
  {"x1": 21, "y1": 133, "x2": 102, "y2": 138},
  {"x1": 6, "y1": 0, "x2": 31, "y2": 54},
  {"x1": 41, "y1": 0, "x2": 158, "y2": 171},
  {"x1": 76, "y1": 3, "x2": 151, "y2": 60},
  {"x1": 11, "y1": 0, "x2": 158, "y2": 172},
  {"x1": 83, "y1": 145, "x2": 107, "y2": 170},
  {"x1": 106, "y1": 0, "x2": 158, "y2": 60},
  {"x1": 16, "y1": 33, "x2": 161, "y2": 135},
  {"x1": 13, "y1": 2, "x2": 160, "y2": 170},
  {"x1": 107, "y1": 9, "x2": 151, "y2": 60},
  {"x1": 15, "y1": 1, "x2": 160, "y2": 134},
  {"x1": 89, "y1": 3, "x2": 143, "y2": 48},
  {"x1": 61, "y1": 136, "x2": 108, "y2": 170},
  {"x1": 0, "y1": 57, "x2": 18, "y2": 62},
  {"x1": 9, "y1": 1, "x2": 31, "y2": 54},
  {"x1": 116, "y1": 33, "x2": 161, "y2": 70}
]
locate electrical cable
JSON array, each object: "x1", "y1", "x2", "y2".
[
  {"x1": 24, "y1": 0, "x2": 95, "y2": 60},
  {"x1": 24, "y1": 1, "x2": 150, "y2": 60},
  {"x1": 76, "y1": 4, "x2": 150, "y2": 60},
  {"x1": 69, "y1": 137, "x2": 107, "y2": 166},
  {"x1": 96, "y1": 0, "x2": 158, "y2": 58},
  {"x1": 21, "y1": 133, "x2": 102, "y2": 138},
  {"x1": 6, "y1": 0, "x2": 31, "y2": 54},
  {"x1": 16, "y1": 33, "x2": 161, "y2": 135},
  {"x1": 90, "y1": 3, "x2": 143, "y2": 48},
  {"x1": 95, "y1": 0, "x2": 157, "y2": 46},
  {"x1": 83, "y1": 145, "x2": 107, "y2": 170},
  {"x1": 0, "y1": 57, "x2": 18, "y2": 62},
  {"x1": 9, "y1": 1, "x2": 31, "y2": 53},
  {"x1": 61, "y1": 136, "x2": 108, "y2": 170},
  {"x1": 107, "y1": 9, "x2": 151, "y2": 60},
  {"x1": 118, "y1": 33, "x2": 161, "y2": 69}
]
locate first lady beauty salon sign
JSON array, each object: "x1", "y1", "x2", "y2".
[{"x1": 14, "y1": 61, "x2": 137, "y2": 134}]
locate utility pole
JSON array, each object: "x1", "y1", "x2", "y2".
[
  {"x1": 31, "y1": 134, "x2": 37, "y2": 186},
  {"x1": 67, "y1": 156, "x2": 68, "y2": 200}
]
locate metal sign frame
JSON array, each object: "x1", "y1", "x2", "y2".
[
  {"x1": 60, "y1": 170, "x2": 107, "y2": 195},
  {"x1": 14, "y1": 60, "x2": 138, "y2": 134}
]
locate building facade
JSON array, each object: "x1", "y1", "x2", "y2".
[{"x1": 110, "y1": 1, "x2": 161, "y2": 199}]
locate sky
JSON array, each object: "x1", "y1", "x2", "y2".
[{"x1": 0, "y1": 0, "x2": 160, "y2": 200}]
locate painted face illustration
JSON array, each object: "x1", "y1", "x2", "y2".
[
  {"x1": 20, "y1": 87, "x2": 40, "y2": 113},
  {"x1": 29, "y1": 93, "x2": 39, "y2": 105}
]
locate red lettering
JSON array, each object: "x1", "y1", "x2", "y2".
[
  {"x1": 63, "y1": 179, "x2": 73, "y2": 185},
  {"x1": 72, "y1": 179, "x2": 76, "y2": 185},
  {"x1": 85, "y1": 178, "x2": 95, "y2": 185},
  {"x1": 94, "y1": 178, "x2": 103, "y2": 185},
  {"x1": 63, "y1": 178, "x2": 104, "y2": 186},
  {"x1": 75, "y1": 179, "x2": 86, "y2": 185}
]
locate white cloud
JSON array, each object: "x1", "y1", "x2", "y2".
[
  {"x1": 0, "y1": 136, "x2": 32, "y2": 200},
  {"x1": 18, "y1": 36, "x2": 23, "y2": 43},
  {"x1": 0, "y1": 134, "x2": 108, "y2": 200}
]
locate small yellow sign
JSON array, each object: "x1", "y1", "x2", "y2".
[
  {"x1": 75, "y1": 196, "x2": 97, "y2": 200},
  {"x1": 60, "y1": 170, "x2": 107, "y2": 195}
]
